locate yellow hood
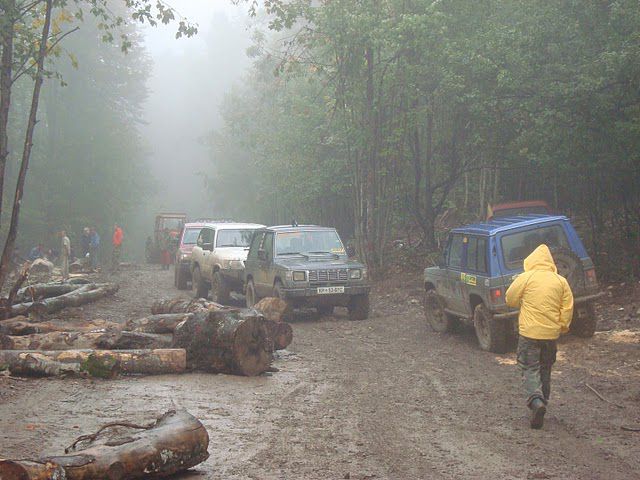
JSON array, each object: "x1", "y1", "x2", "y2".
[{"x1": 523, "y1": 244, "x2": 557, "y2": 273}]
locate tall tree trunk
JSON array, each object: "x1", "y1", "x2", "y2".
[
  {"x1": 0, "y1": 0, "x2": 16, "y2": 225},
  {"x1": 0, "y1": 0, "x2": 53, "y2": 290}
]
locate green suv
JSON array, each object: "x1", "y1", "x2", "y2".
[{"x1": 243, "y1": 225, "x2": 371, "y2": 320}]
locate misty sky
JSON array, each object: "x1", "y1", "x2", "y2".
[{"x1": 141, "y1": 0, "x2": 253, "y2": 219}]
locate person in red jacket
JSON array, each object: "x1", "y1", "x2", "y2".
[{"x1": 111, "y1": 223, "x2": 124, "y2": 273}]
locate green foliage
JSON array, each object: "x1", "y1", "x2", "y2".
[{"x1": 216, "y1": 0, "x2": 640, "y2": 279}]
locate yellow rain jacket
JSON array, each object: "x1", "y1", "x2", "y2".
[{"x1": 505, "y1": 244, "x2": 574, "y2": 340}]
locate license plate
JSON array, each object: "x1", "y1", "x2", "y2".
[{"x1": 317, "y1": 286, "x2": 345, "y2": 295}]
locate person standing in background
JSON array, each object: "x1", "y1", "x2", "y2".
[
  {"x1": 111, "y1": 223, "x2": 124, "y2": 273},
  {"x1": 60, "y1": 230, "x2": 71, "y2": 281},
  {"x1": 89, "y1": 227, "x2": 100, "y2": 270},
  {"x1": 81, "y1": 227, "x2": 91, "y2": 268}
]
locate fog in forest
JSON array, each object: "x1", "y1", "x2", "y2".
[{"x1": 133, "y1": 1, "x2": 253, "y2": 255}]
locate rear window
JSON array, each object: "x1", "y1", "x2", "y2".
[
  {"x1": 501, "y1": 224, "x2": 569, "y2": 270},
  {"x1": 181, "y1": 228, "x2": 201, "y2": 245}
]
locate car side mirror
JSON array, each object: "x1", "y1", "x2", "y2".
[
  {"x1": 258, "y1": 249, "x2": 267, "y2": 261},
  {"x1": 437, "y1": 254, "x2": 446, "y2": 268},
  {"x1": 346, "y1": 245, "x2": 356, "y2": 258},
  {"x1": 202, "y1": 242, "x2": 213, "y2": 252}
]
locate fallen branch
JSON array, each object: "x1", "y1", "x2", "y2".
[
  {"x1": 14, "y1": 282, "x2": 81, "y2": 303},
  {"x1": 27, "y1": 282, "x2": 119, "y2": 316},
  {"x1": 0, "y1": 349, "x2": 186, "y2": 377},
  {"x1": 621, "y1": 426, "x2": 640, "y2": 432},
  {"x1": 585, "y1": 382, "x2": 625, "y2": 409},
  {"x1": 0, "y1": 409, "x2": 209, "y2": 479}
]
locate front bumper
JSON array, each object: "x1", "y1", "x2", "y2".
[
  {"x1": 281, "y1": 284, "x2": 370, "y2": 298},
  {"x1": 492, "y1": 291, "x2": 606, "y2": 320}
]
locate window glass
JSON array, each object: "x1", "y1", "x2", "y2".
[
  {"x1": 501, "y1": 224, "x2": 569, "y2": 270},
  {"x1": 448, "y1": 234, "x2": 464, "y2": 269},
  {"x1": 216, "y1": 229, "x2": 255, "y2": 247},
  {"x1": 247, "y1": 232, "x2": 263, "y2": 259},
  {"x1": 466, "y1": 236, "x2": 488, "y2": 273},
  {"x1": 262, "y1": 232, "x2": 274, "y2": 259},
  {"x1": 182, "y1": 228, "x2": 202, "y2": 245}
]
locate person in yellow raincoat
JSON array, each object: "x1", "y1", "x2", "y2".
[{"x1": 506, "y1": 244, "x2": 574, "y2": 429}]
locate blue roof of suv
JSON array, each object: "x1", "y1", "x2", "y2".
[{"x1": 451, "y1": 214, "x2": 567, "y2": 236}]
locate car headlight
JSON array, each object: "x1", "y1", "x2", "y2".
[
  {"x1": 180, "y1": 252, "x2": 190, "y2": 260},
  {"x1": 349, "y1": 269, "x2": 362, "y2": 279},
  {"x1": 222, "y1": 259, "x2": 244, "y2": 269},
  {"x1": 292, "y1": 271, "x2": 306, "y2": 282}
]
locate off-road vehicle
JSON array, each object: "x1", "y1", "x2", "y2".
[
  {"x1": 173, "y1": 222, "x2": 206, "y2": 290},
  {"x1": 423, "y1": 215, "x2": 604, "y2": 353},
  {"x1": 190, "y1": 222, "x2": 265, "y2": 303},
  {"x1": 243, "y1": 225, "x2": 371, "y2": 320}
]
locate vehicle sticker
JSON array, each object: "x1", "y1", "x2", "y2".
[
  {"x1": 331, "y1": 247, "x2": 345, "y2": 254},
  {"x1": 460, "y1": 272, "x2": 477, "y2": 286},
  {"x1": 484, "y1": 279, "x2": 490, "y2": 287}
]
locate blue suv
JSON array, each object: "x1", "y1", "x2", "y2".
[{"x1": 423, "y1": 215, "x2": 603, "y2": 353}]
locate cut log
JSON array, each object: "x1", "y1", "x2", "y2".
[
  {"x1": 26, "y1": 283, "x2": 119, "y2": 316},
  {"x1": 172, "y1": 310, "x2": 272, "y2": 376},
  {"x1": 264, "y1": 318, "x2": 293, "y2": 351},
  {"x1": 0, "y1": 330, "x2": 172, "y2": 351},
  {"x1": 0, "y1": 317, "x2": 122, "y2": 336},
  {"x1": 0, "y1": 349, "x2": 186, "y2": 377},
  {"x1": 29, "y1": 258, "x2": 54, "y2": 273},
  {"x1": 125, "y1": 313, "x2": 194, "y2": 334},
  {"x1": 15, "y1": 282, "x2": 81, "y2": 303},
  {"x1": 254, "y1": 297, "x2": 293, "y2": 323},
  {"x1": 151, "y1": 297, "x2": 227, "y2": 315},
  {"x1": 0, "y1": 409, "x2": 209, "y2": 479}
]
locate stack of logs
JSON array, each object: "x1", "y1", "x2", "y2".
[{"x1": 0, "y1": 281, "x2": 293, "y2": 378}]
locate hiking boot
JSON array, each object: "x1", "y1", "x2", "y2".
[{"x1": 530, "y1": 398, "x2": 546, "y2": 429}]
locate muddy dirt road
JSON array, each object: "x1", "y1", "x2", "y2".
[{"x1": 1, "y1": 266, "x2": 639, "y2": 479}]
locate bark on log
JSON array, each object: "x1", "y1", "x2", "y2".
[
  {"x1": 125, "y1": 313, "x2": 194, "y2": 334},
  {"x1": 0, "y1": 349, "x2": 186, "y2": 377},
  {"x1": 0, "y1": 409, "x2": 209, "y2": 480},
  {"x1": 172, "y1": 310, "x2": 272, "y2": 376},
  {"x1": 0, "y1": 317, "x2": 122, "y2": 336},
  {"x1": 150, "y1": 297, "x2": 226, "y2": 315},
  {"x1": 264, "y1": 318, "x2": 293, "y2": 351},
  {"x1": 26, "y1": 283, "x2": 119, "y2": 316},
  {"x1": 254, "y1": 297, "x2": 293, "y2": 323},
  {"x1": 15, "y1": 282, "x2": 80, "y2": 303},
  {"x1": 0, "y1": 330, "x2": 172, "y2": 351}
]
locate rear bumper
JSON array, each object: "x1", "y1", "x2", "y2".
[{"x1": 492, "y1": 291, "x2": 606, "y2": 320}]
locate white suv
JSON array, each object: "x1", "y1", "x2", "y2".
[{"x1": 190, "y1": 222, "x2": 265, "y2": 303}]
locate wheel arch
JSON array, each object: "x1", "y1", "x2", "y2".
[
  {"x1": 424, "y1": 281, "x2": 436, "y2": 291},
  {"x1": 469, "y1": 293, "x2": 484, "y2": 313}
]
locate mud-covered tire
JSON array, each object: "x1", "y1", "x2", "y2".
[
  {"x1": 245, "y1": 279, "x2": 258, "y2": 308},
  {"x1": 273, "y1": 281, "x2": 293, "y2": 311},
  {"x1": 424, "y1": 289, "x2": 458, "y2": 333},
  {"x1": 212, "y1": 271, "x2": 231, "y2": 304},
  {"x1": 551, "y1": 247, "x2": 584, "y2": 292},
  {"x1": 348, "y1": 294, "x2": 369, "y2": 321},
  {"x1": 570, "y1": 302, "x2": 597, "y2": 337},
  {"x1": 474, "y1": 304, "x2": 508, "y2": 353},
  {"x1": 317, "y1": 305, "x2": 335, "y2": 316},
  {"x1": 192, "y1": 266, "x2": 209, "y2": 299},
  {"x1": 175, "y1": 265, "x2": 189, "y2": 290}
]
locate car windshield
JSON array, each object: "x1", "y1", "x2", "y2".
[
  {"x1": 501, "y1": 224, "x2": 570, "y2": 270},
  {"x1": 181, "y1": 228, "x2": 201, "y2": 245},
  {"x1": 276, "y1": 230, "x2": 345, "y2": 256},
  {"x1": 216, "y1": 229, "x2": 255, "y2": 248}
]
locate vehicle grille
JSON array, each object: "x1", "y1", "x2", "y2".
[{"x1": 308, "y1": 269, "x2": 348, "y2": 283}]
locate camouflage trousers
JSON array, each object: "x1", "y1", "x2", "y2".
[
  {"x1": 517, "y1": 335, "x2": 557, "y2": 407},
  {"x1": 111, "y1": 245, "x2": 121, "y2": 272}
]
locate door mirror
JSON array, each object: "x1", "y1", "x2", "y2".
[
  {"x1": 346, "y1": 245, "x2": 356, "y2": 258},
  {"x1": 202, "y1": 242, "x2": 214, "y2": 252},
  {"x1": 437, "y1": 253, "x2": 447, "y2": 268},
  {"x1": 257, "y1": 249, "x2": 268, "y2": 261}
]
